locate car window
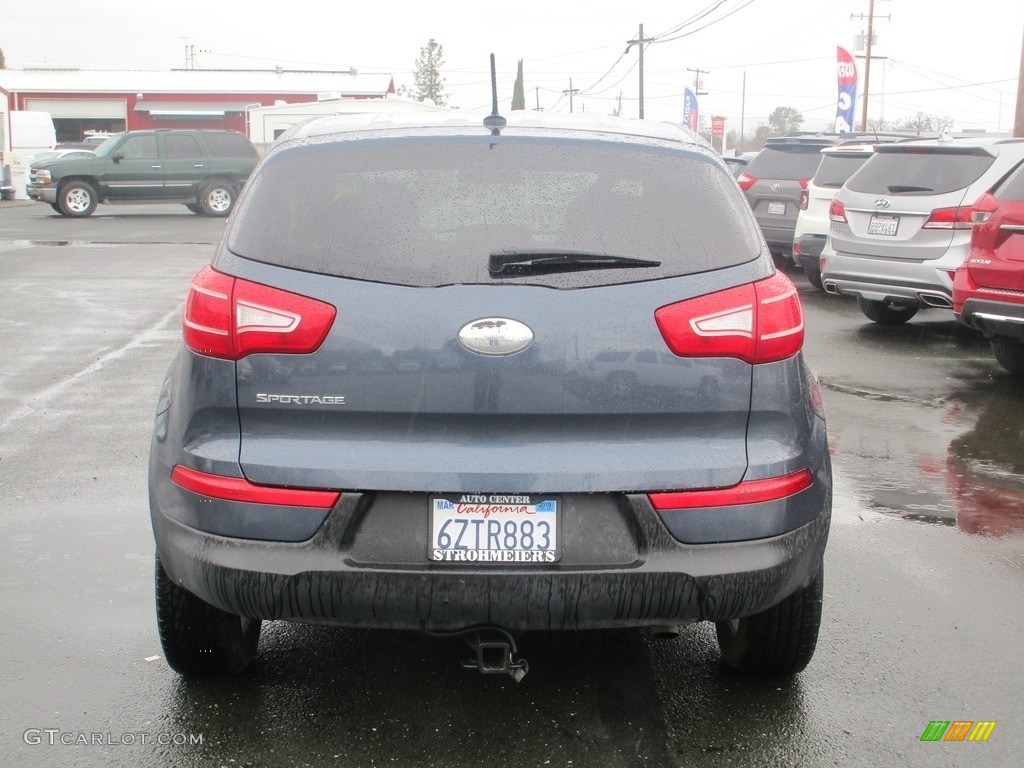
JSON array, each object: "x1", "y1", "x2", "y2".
[
  {"x1": 745, "y1": 146, "x2": 827, "y2": 179},
  {"x1": 227, "y1": 136, "x2": 761, "y2": 289},
  {"x1": 813, "y1": 154, "x2": 870, "y2": 188},
  {"x1": 846, "y1": 148, "x2": 995, "y2": 195},
  {"x1": 202, "y1": 132, "x2": 258, "y2": 158},
  {"x1": 120, "y1": 135, "x2": 159, "y2": 160},
  {"x1": 994, "y1": 161, "x2": 1024, "y2": 201},
  {"x1": 164, "y1": 134, "x2": 203, "y2": 159}
]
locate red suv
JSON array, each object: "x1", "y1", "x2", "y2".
[{"x1": 953, "y1": 160, "x2": 1024, "y2": 373}]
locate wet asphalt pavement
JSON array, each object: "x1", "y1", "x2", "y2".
[{"x1": 1, "y1": 201, "x2": 1022, "y2": 767}]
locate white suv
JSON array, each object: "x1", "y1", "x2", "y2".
[{"x1": 823, "y1": 137, "x2": 1024, "y2": 324}]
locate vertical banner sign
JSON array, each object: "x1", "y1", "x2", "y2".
[
  {"x1": 683, "y1": 88, "x2": 699, "y2": 132},
  {"x1": 835, "y1": 46, "x2": 858, "y2": 133}
]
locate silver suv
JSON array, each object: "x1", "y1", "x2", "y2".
[
  {"x1": 149, "y1": 112, "x2": 832, "y2": 680},
  {"x1": 823, "y1": 137, "x2": 1024, "y2": 324}
]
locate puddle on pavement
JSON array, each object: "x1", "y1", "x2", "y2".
[{"x1": 826, "y1": 379, "x2": 1024, "y2": 538}]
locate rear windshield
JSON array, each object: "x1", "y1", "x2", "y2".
[
  {"x1": 846, "y1": 149, "x2": 995, "y2": 195},
  {"x1": 813, "y1": 154, "x2": 871, "y2": 188},
  {"x1": 745, "y1": 145, "x2": 827, "y2": 180},
  {"x1": 994, "y1": 161, "x2": 1024, "y2": 201},
  {"x1": 226, "y1": 135, "x2": 761, "y2": 288}
]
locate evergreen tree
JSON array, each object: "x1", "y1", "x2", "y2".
[
  {"x1": 414, "y1": 39, "x2": 447, "y2": 106},
  {"x1": 767, "y1": 106, "x2": 804, "y2": 135},
  {"x1": 0, "y1": 48, "x2": 7, "y2": 69},
  {"x1": 511, "y1": 60, "x2": 526, "y2": 111}
]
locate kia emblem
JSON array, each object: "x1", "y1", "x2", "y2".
[{"x1": 458, "y1": 318, "x2": 533, "y2": 356}]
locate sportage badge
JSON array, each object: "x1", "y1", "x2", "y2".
[{"x1": 458, "y1": 318, "x2": 533, "y2": 356}]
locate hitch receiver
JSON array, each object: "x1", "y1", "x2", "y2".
[{"x1": 458, "y1": 627, "x2": 529, "y2": 682}]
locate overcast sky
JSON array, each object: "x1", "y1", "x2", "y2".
[{"x1": 4, "y1": 0, "x2": 1022, "y2": 134}]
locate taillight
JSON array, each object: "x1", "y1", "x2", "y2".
[
  {"x1": 171, "y1": 465, "x2": 340, "y2": 508},
  {"x1": 922, "y1": 206, "x2": 974, "y2": 230},
  {"x1": 798, "y1": 178, "x2": 810, "y2": 210},
  {"x1": 737, "y1": 172, "x2": 757, "y2": 191},
  {"x1": 648, "y1": 468, "x2": 813, "y2": 510},
  {"x1": 829, "y1": 198, "x2": 847, "y2": 223},
  {"x1": 970, "y1": 192, "x2": 998, "y2": 224},
  {"x1": 183, "y1": 265, "x2": 336, "y2": 360},
  {"x1": 654, "y1": 272, "x2": 804, "y2": 364}
]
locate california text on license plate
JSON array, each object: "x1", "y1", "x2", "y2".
[
  {"x1": 867, "y1": 213, "x2": 900, "y2": 236},
  {"x1": 430, "y1": 495, "x2": 559, "y2": 563},
  {"x1": 767, "y1": 201, "x2": 786, "y2": 216}
]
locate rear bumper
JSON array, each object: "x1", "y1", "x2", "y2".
[
  {"x1": 957, "y1": 297, "x2": 1024, "y2": 341},
  {"x1": 794, "y1": 234, "x2": 826, "y2": 269},
  {"x1": 821, "y1": 248, "x2": 959, "y2": 308},
  {"x1": 151, "y1": 478, "x2": 831, "y2": 631}
]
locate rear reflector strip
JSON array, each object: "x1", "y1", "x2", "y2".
[
  {"x1": 648, "y1": 469, "x2": 813, "y2": 510},
  {"x1": 171, "y1": 465, "x2": 340, "y2": 508}
]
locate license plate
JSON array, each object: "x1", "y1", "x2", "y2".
[
  {"x1": 867, "y1": 214, "x2": 900, "y2": 236},
  {"x1": 767, "y1": 201, "x2": 786, "y2": 216},
  {"x1": 430, "y1": 495, "x2": 559, "y2": 563}
]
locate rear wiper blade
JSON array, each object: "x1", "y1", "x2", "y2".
[
  {"x1": 488, "y1": 248, "x2": 660, "y2": 277},
  {"x1": 886, "y1": 184, "x2": 933, "y2": 193}
]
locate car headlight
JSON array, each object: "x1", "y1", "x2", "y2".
[{"x1": 35, "y1": 169, "x2": 52, "y2": 184}]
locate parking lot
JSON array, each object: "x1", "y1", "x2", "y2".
[{"x1": 1, "y1": 200, "x2": 1023, "y2": 767}]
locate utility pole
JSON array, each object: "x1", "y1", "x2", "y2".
[
  {"x1": 739, "y1": 71, "x2": 746, "y2": 152},
  {"x1": 534, "y1": 86, "x2": 543, "y2": 112},
  {"x1": 625, "y1": 24, "x2": 650, "y2": 119},
  {"x1": 687, "y1": 67, "x2": 709, "y2": 96},
  {"x1": 851, "y1": 0, "x2": 890, "y2": 131},
  {"x1": 563, "y1": 79, "x2": 579, "y2": 114}
]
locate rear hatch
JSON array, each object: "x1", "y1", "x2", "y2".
[
  {"x1": 740, "y1": 141, "x2": 832, "y2": 242},
  {"x1": 833, "y1": 144, "x2": 997, "y2": 261},
  {"x1": 967, "y1": 161, "x2": 1024, "y2": 292},
  {"x1": 217, "y1": 132, "x2": 768, "y2": 494}
]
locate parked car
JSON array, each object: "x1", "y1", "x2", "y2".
[
  {"x1": 738, "y1": 135, "x2": 847, "y2": 265},
  {"x1": 27, "y1": 129, "x2": 259, "y2": 217},
  {"x1": 823, "y1": 136, "x2": 1024, "y2": 324},
  {"x1": 953, "y1": 158, "x2": 1024, "y2": 372},
  {"x1": 723, "y1": 151, "x2": 757, "y2": 178},
  {"x1": 793, "y1": 140, "x2": 902, "y2": 289},
  {"x1": 149, "y1": 111, "x2": 832, "y2": 680},
  {"x1": 28, "y1": 149, "x2": 95, "y2": 164}
]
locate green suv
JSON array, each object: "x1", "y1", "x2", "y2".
[{"x1": 27, "y1": 129, "x2": 259, "y2": 217}]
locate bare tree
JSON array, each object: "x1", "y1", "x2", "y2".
[{"x1": 414, "y1": 39, "x2": 447, "y2": 106}]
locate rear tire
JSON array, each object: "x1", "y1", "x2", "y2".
[
  {"x1": 991, "y1": 340, "x2": 1024, "y2": 375},
  {"x1": 199, "y1": 181, "x2": 236, "y2": 217},
  {"x1": 155, "y1": 555, "x2": 261, "y2": 677},
  {"x1": 803, "y1": 263, "x2": 824, "y2": 290},
  {"x1": 57, "y1": 180, "x2": 98, "y2": 217},
  {"x1": 857, "y1": 296, "x2": 919, "y2": 325},
  {"x1": 716, "y1": 567, "x2": 823, "y2": 677}
]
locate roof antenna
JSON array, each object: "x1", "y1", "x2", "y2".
[{"x1": 483, "y1": 53, "x2": 507, "y2": 135}]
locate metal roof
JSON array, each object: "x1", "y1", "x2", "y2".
[{"x1": 0, "y1": 68, "x2": 394, "y2": 96}]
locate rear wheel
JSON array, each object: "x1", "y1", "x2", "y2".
[
  {"x1": 991, "y1": 340, "x2": 1024, "y2": 375},
  {"x1": 199, "y1": 181, "x2": 236, "y2": 217},
  {"x1": 803, "y1": 263, "x2": 824, "y2": 290},
  {"x1": 716, "y1": 567, "x2": 823, "y2": 677},
  {"x1": 155, "y1": 555, "x2": 261, "y2": 677},
  {"x1": 57, "y1": 181, "x2": 98, "y2": 217},
  {"x1": 857, "y1": 296, "x2": 919, "y2": 325}
]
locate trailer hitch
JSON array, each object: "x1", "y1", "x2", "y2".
[{"x1": 431, "y1": 626, "x2": 529, "y2": 682}]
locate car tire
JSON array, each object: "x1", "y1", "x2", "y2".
[
  {"x1": 991, "y1": 340, "x2": 1024, "y2": 375},
  {"x1": 199, "y1": 181, "x2": 236, "y2": 217},
  {"x1": 772, "y1": 252, "x2": 792, "y2": 270},
  {"x1": 857, "y1": 297, "x2": 919, "y2": 325},
  {"x1": 57, "y1": 181, "x2": 98, "y2": 217},
  {"x1": 155, "y1": 555, "x2": 261, "y2": 677},
  {"x1": 803, "y1": 263, "x2": 824, "y2": 290},
  {"x1": 184, "y1": 203, "x2": 203, "y2": 214},
  {"x1": 715, "y1": 566, "x2": 823, "y2": 677}
]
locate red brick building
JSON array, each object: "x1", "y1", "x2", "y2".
[{"x1": 0, "y1": 66, "x2": 395, "y2": 142}]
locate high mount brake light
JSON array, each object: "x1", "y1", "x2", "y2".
[
  {"x1": 183, "y1": 265, "x2": 336, "y2": 360},
  {"x1": 654, "y1": 272, "x2": 804, "y2": 364}
]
